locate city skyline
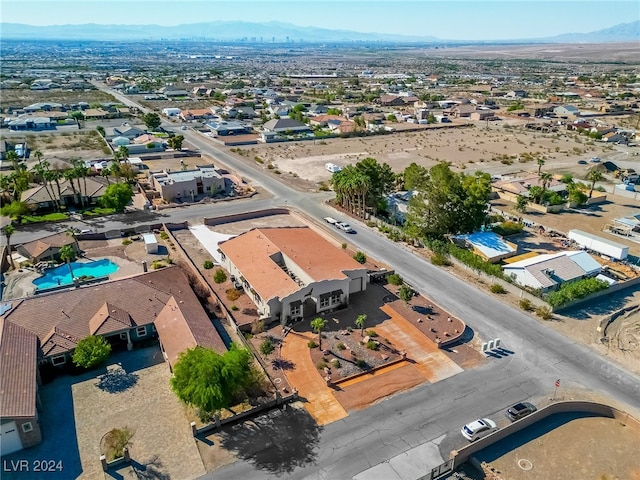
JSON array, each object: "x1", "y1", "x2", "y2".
[{"x1": 2, "y1": 0, "x2": 639, "y2": 41}]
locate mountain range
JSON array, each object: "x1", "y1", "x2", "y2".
[{"x1": 1, "y1": 20, "x2": 638, "y2": 43}]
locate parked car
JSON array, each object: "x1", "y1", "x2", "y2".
[
  {"x1": 577, "y1": 160, "x2": 588, "y2": 165},
  {"x1": 589, "y1": 157, "x2": 601, "y2": 163},
  {"x1": 461, "y1": 418, "x2": 498, "y2": 441},
  {"x1": 336, "y1": 222, "x2": 355, "y2": 233},
  {"x1": 505, "y1": 402, "x2": 537, "y2": 422}
]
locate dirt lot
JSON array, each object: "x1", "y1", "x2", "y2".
[{"x1": 0, "y1": 88, "x2": 117, "y2": 108}]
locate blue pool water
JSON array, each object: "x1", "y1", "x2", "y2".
[{"x1": 33, "y1": 259, "x2": 119, "y2": 290}]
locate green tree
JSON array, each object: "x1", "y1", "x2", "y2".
[
  {"x1": 142, "y1": 112, "x2": 162, "y2": 130},
  {"x1": 515, "y1": 195, "x2": 529, "y2": 213},
  {"x1": 96, "y1": 125, "x2": 105, "y2": 137},
  {"x1": 537, "y1": 158, "x2": 545, "y2": 176},
  {"x1": 586, "y1": 170, "x2": 603, "y2": 198},
  {"x1": 330, "y1": 165, "x2": 370, "y2": 217},
  {"x1": 72, "y1": 335, "x2": 112, "y2": 369},
  {"x1": 399, "y1": 284, "x2": 413, "y2": 305},
  {"x1": 355, "y1": 314, "x2": 367, "y2": 336},
  {"x1": 355, "y1": 157, "x2": 395, "y2": 213},
  {"x1": 568, "y1": 184, "x2": 588, "y2": 205},
  {"x1": 170, "y1": 345, "x2": 255, "y2": 414},
  {"x1": 117, "y1": 145, "x2": 129, "y2": 164},
  {"x1": 100, "y1": 183, "x2": 133, "y2": 212},
  {"x1": 310, "y1": 317, "x2": 327, "y2": 350},
  {"x1": 528, "y1": 185, "x2": 544, "y2": 204},
  {"x1": 59, "y1": 244, "x2": 77, "y2": 280},
  {"x1": 2, "y1": 224, "x2": 15, "y2": 268},
  {"x1": 403, "y1": 162, "x2": 429, "y2": 191},
  {"x1": 1, "y1": 200, "x2": 31, "y2": 222},
  {"x1": 167, "y1": 135, "x2": 184, "y2": 151}
]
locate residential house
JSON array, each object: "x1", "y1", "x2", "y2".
[
  {"x1": 379, "y1": 95, "x2": 407, "y2": 107},
  {"x1": 15, "y1": 233, "x2": 80, "y2": 264},
  {"x1": 150, "y1": 165, "x2": 225, "y2": 202},
  {"x1": 451, "y1": 231, "x2": 518, "y2": 263},
  {"x1": 103, "y1": 123, "x2": 146, "y2": 141},
  {"x1": 506, "y1": 90, "x2": 527, "y2": 98},
  {"x1": 308, "y1": 104, "x2": 329, "y2": 116},
  {"x1": 21, "y1": 176, "x2": 110, "y2": 212},
  {"x1": 309, "y1": 114, "x2": 347, "y2": 127},
  {"x1": 553, "y1": 105, "x2": 580, "y2": 117},
  {"x1": 502, "y1": 251, "x2": 602, "y2": 292},
  {"x1": 218, "y1": 227, "x2": 368, "y2": 326},
  {"x1": 162, "y1": 107, "x2": 182, "y2": 117},
  {"x1": 385, "y1": 191, "x2": 414, "y2": 224},
  {"x1": 492, "y1": 174, "x2": 566, "y2": 199},
  {"x1": 206, "y1": 121, "x2": 253, "y2": 136},
  {"x1": 0, "y1": 268, "x2": 227, "y2": 452},
  {"x1": 470, "y1": 110, "x2": 496, "y2": 121},
  {"x1": 179, "y1": 108, "x2": 215, "y2": 122},
  {"x1": 449, "y1": 104, "x2": 477, "y2": 118},
  {"x1": 261, "y1": 118, "x2": 312, "y2": 142},
  {"x1": 6, "y1": 116, "x2": 54, "y2": 131},
  {"x1": 158, "y1": 87, "x2": 190, "y2": 98}
]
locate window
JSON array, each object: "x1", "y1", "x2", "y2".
[
  {"x1": 319, "y1": 296, "x2": 330, "y2": 308},
  {"x1": 290, "y1": 301, "x2": 302, "y2": 316},
  {"x1": 22, "y1": 422, "x2": 33, "y2": 433},
  {"x1": 120, "y1": 333, "x2": 128, "y2": 340},
  {"x1": 331, "y1": 292, "x2": 341, "y2": 305},
  {"x1": 51, "y1": 355, "x2": 66, "y2": 366},
  {"x1": 136, "y1": 326, "x2": 147, "y2": 337}
]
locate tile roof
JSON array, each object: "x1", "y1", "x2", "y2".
[
  {"x1": 218, "y1": 227, "x2": 367, "y2": 302},
  {"x1": 0, "y1": 318, "x2": 38, "y2": 418},
  {"x1": 19, "y1": 233, "x2": 76, "y2": 259}
]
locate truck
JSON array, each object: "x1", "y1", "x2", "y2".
[
  {"x1": 323, "y1": 217, "x2": 338, "y2": 225},
  {"x1": 325, "y1": 163, "x2": 342, "y2": 173},
  {"x1": 568, "y1": 229, "x2": 629, "y2": 260}
]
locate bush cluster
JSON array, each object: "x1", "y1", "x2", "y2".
[{"x1": 546, "y1": 278, "x2": 610, "y2": 307}]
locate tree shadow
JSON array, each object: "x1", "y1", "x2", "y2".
[
  {"x1": 216, "y1": 406, "x2": 322, "y2": 475},
  {"x1": 110, "y1": 455, "x2": 169, "y2": 480},
  {"x1": 558, "y1": 288, "x2": 637, "y2": 320},
  {"x1": 271, "y1": 358, "x2": 295, "y2": 371}
]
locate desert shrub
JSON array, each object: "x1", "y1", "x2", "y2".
[
  {"x1": 308, "y1": 340, "x2": 318, "y2": 349},
  {"x1": 316, "y1": 360, "x2": 328, "y2": 370},
  {"x1": 490, "y1": 284, "x2": 506, "y2": 294},
  {"x1": 546, "y1": 277, "x2": 609, "y2": 307},
  {"x1": 203, "y1": 260, "x2": 214, "y2": 269},
  {"x1": 331, "y1": 359, "x2": 341, "y2": 368},
  {"x1": 226, "y1": 288, "x2": 241, "y2": 301},
  {"x1": 336, "y1": 342, "x2": 346, "y2": 350},
  {"x1": 122, "y1": 239, "x2": 132, "y2": 246},
  {"x1": 519, "y1": 298, "x2": 534, "y2": 311},
  {"x1": 341, "y1": 242, "x2": 347, "y2": 249},
  {"x1": 260, "y1": 338, "x2": 275, "y2": 356},
  {"x1": 230, "y1": 304, "x2": 239, "y2": 311},
  {"x1": 251, "y1": 319, "x2": 265, "y2": 335},
  {"x1": 159, "y1": 231, "x2": 169, "y2": 240},
  {"x1": 152, "y1": 260, "x2": 164, "y2": 270},
  {"x1": 448, "y1": 244, "x2": 504, "y2": 278},
  {"x1": 353, "y1": 251, "x2": 367, "y2": 264},
  {"x1": 492, "y1": 221, "x2": 524, "y2": 236},
  {"x1": 431, "y1": 253, "x2": 449, "y2": 266},
  {"x1": 387, "y1": 273, "x2": 403, "y2": 286},
  {"x1": 365, "y1": 329, "x2": 378, "y2": 338},
  {"x1": 366, "y1": 340, "x2": 379, "y2": 350},
  {"x1": 213, "y1": 269, "x2": 227, "y2": 283},
  {"x1": 356, "y1": 359, "x2": 368, "y2": 369},
  {"x1": 535, "y1": 306, "x2": 553, "y2": 320}
]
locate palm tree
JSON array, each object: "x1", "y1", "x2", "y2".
[
  {"x1": 117, "y1": 145, "x2": 129, "y2": 164},
  {"x1": 2, "y1": 224, "x2": 16, "y2": 268},
  {"x1": 587, "y1": 170, "x2": 603, "y2": 198},
  {"x1": 515, "y1": 195, "x2": 529, "y2": 213},
  {"x1": 539, "y1": 172, "x2": 553, "y2": 201},
  {"x1": 59, "y1": 244, "x2": 77, "y2": 280},
  {"x1": 537, "y1": 158, "x2": 545, "y2": 176},
  {"x1": 310, "y1": 317, "x2": 327, "y2": 350},
  {"x1": 32, "y1": 160, "x2": 58, "y2": 212},
  {"x1": 355, "y1": 314, "x2": 367, "y2": 337}
]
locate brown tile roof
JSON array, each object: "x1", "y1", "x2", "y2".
[
  {"x1": 154, "y1": 296, "x2": 226, "y2": 367},
  {"x1": 218, "y1": 227, "x2": 367, "y2": 302},
  {"x1": 0, "y1": 317, "x2": 38, "y2": 418},
  {"x1": 89, "y1": 302, "x2": 134, "y2": 335},
  {"x1": 19, "y1": 233, "x2": 76, "y2": 259}
]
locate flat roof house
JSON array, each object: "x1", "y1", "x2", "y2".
[
  {"x1": 150, "y1": 165, "x2": 225, "y2": 202},
  {"x1": 218, "y1": 227, "x2": 368, "y2": 326}
]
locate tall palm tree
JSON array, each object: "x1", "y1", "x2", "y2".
[
  {"x1": 59, "y1": 244, "x2": 77, "y2": 280},
  {"x1": 355, "y1": 314, "x2": 367, "y2": 337},
  {"x1": 117, "y1": 145, "x2": 129, "y2": 164},
  {"x1": 32, "y1": 160, "x2": 58, "y2": 212},
  {"x1": 540, "y1": 172, "x2": 553, "y2": 192},
  {"x1": 537, "y1": 158, "x2": 545, "y2": 176},
  {"x1": 310, "y1": 317, "x2": 327, "y2": 350},
  {"x1": 587, "y1": 170, "x2": 603, "y2": 198},
  {"x1": 2, "y1": 224, "x2": 16, "y2": 268}
]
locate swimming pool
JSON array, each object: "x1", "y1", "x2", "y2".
[{"x1": 33, "y1": 259, "x2": 120, "y2": 290}]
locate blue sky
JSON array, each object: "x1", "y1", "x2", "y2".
[{"x1": 1, "y1": 0, "x2": 638, "y2": 40}]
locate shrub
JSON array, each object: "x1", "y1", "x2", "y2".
[
  {"x1": 447, "y1": 244, "x2": 504, "y2": 278},
  {"x1": 336, "y1": 342, "x2": 346, "y2": 350},
  {"x1": 431, "y1": 253, "x2": 449, "y2": 266},
  {"x1": 546, "y1": 277, "x2": 610, "y2": 307},
  {"x1": 159, "y1": 231, "x2": 169, "y2": 240},
  {"x1": 353, "y1": 251, "x2": 367, "y2": 264},
  {"x1": 356, "y1": 359, "x2": 368, "y2": 369},
  {"x1": 316, "y1": 360, "x2": 328, "y2": 370},
  {"x1": 308, "y1": 340, "x2": 318, "y2": 349},
  {"x1": 519, "y1": 298, "x2": 534, "y2": 311},
  {"x1": 331, "y1": 359, "x2": 341, "y2": 368},
  {"x1": 365, "y1": 329, "x2": 378, "y2": 338},
  {"x1": 260, "y1": 338, "x2": 275, "y2": 356},
  {"x1": 535, "y1": 306, "x2": 553, "y2": 320},
  {"x1": 73, "y1": 335, "x2": 112, "y2": 369},
  {"x1": 366, "y1": 340, "x2": 379, "y2": 350},
  {"x1": 490, "y1": 284, "x2": 507, "y2": 294},
  {"x1": 226, "y1": 288, "x2": 241, "y2": 301},
  {"x1": 341, "y1": 243, "x2": 347, "y2": 249},
  {"x1": 203, "y1": 260, "x2": 214, "y2": 269},
  {"x1": 230, "y1": 304, "x2": 239, "y2": 311},
  {"x1": 251, "y1": 319, "x2": 265, "y2": 335},
  {"x1": 152, "y1": 260, "x2": 164, "y2": 270},
  {"x1": 122, "y1": 239, "x2": 132, "y2": 246},
  {"x1": 492, "y1": 221, "x2": 524, "y2": 236},
  {"x1": 387, "y1": 273, "x2": 403, "y2": 286},
  {"x1": 213, "y1": 268, "x2": 227, "y2": 284}
]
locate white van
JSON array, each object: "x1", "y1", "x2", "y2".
[{"x1": 325, "y1": 163, "x2": 342, "y2": 173}]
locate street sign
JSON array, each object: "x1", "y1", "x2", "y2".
[{"x1": 555, "y1": 379, "x2": 561, "y2": 388}]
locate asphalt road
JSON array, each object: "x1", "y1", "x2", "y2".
[{"x1": 9, "y1": 88, "x2": 640, "y2": 480}]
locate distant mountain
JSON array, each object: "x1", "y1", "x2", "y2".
[
  {"x1": 0, "y1": 20, "x2": 638, "y2": 43},
  {"x1": 0, "y1": 21, "x2": 439, "y2": 43},
  {"x1": 543, "y1": 20, "x2": 640, "y2": 43}
]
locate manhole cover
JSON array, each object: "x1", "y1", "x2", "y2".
[
  {"x1": 274, "y1": 378, "x2": 282, "y2": 384},
  {"x1": 518, "y1": 459, "x2": 533, "y2": 471}
]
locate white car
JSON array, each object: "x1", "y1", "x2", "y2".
[
  {"x1": 461, "y1": 418, "x2": 498, "y2": 441},
  {"x1": 336, "y1": 222, "x2": 355, "y2": 233},
  {"x1": 323, "y1": 217, "x2": 338, "y2": 225},
  {"x1": 589, "y1": 157, "x2": 601, "y2": 163}
]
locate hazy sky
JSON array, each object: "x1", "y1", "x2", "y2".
[{"x1": 1, "y1": 0, "x2": 638, "y2": 40}]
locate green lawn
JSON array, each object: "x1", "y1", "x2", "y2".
[
  {"x1": 83, "y1": 207, "x2": 116, "y2": 216},
  {"x1": 21, "y1": 213, "x2": 68, "y2": 224}
]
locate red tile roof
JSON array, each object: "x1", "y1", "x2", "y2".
[
  {"x1": 218, "y1": 227, "x2": 367, "y2": 302},
  {"x1": 0, "y1": 318, "x2": 38, "y2": 418}
]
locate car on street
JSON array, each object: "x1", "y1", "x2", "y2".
[
  {"x1": 589, "y1": 157, "x2": 601, "y2": 163},
  {"x1": 577, "y1": 159, "x2": 588, "y2": 164},
  {"x1": 336, "y1": 222, "x2": 355, "y2": 233},
  {"x1": 505, "y1": 402, "x2": 537, "y2": 422},
  {"x1": 323, "y1": 217, "x2": 338, "y2": 225},
  {"x1": 461, "y1": 418, "x2": 498, "y2": 441}
]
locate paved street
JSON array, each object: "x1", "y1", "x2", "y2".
[{"x1": 7, "y1": 87, "x2": 640, "y2": 480}]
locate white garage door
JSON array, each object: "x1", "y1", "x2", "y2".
[
  {"x1": 0, "y1": 421, "x2": 23, "y2": 456},
  {"x1": 349, "y1": 277, "x2": 363, "y2": 294}
]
